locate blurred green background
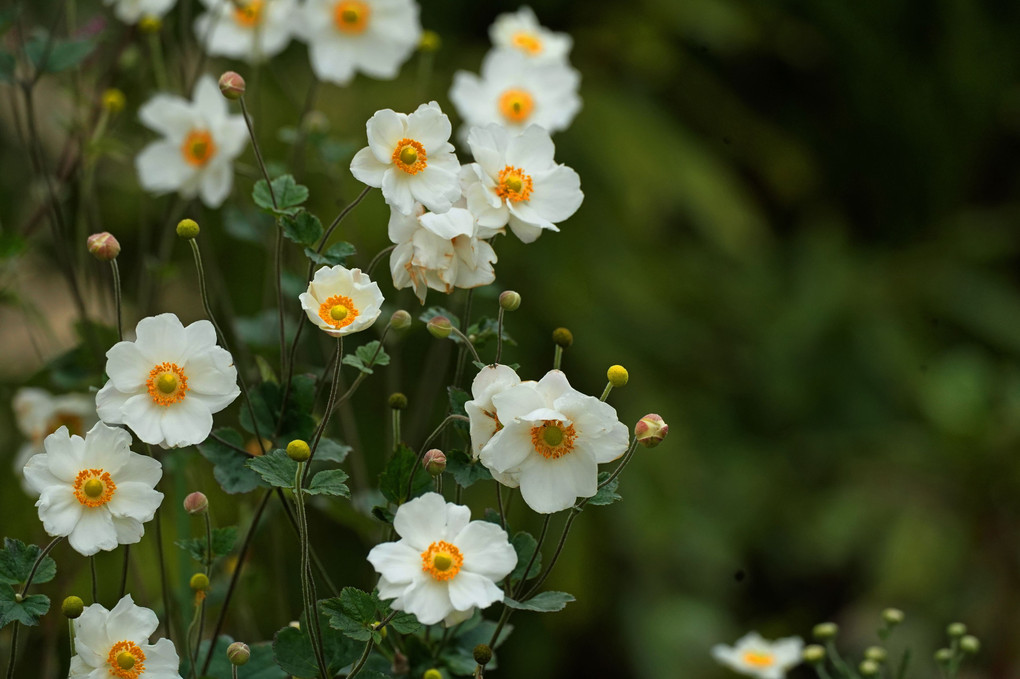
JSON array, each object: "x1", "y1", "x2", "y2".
[{"x1": 3, "y1": 0, "x2": 1020, "y2": 677}]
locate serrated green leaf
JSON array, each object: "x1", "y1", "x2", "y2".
[
  {"x1": 273, "y1": 610, "x2": 361, "y2": 677},
  {"x1": 305, "y1": 469, "x2": 350, "y2": 497},
  {"x1": 464, "y1": 317, "x2": 516, "y2": 349},
  {"x1": 587, "y1": 471, "x2": 621, "y2": 506},
  {"x1": 174, "y1": 527, "x2": 238, "y2": 564},
  {"x1": 247, "y1": 449, "x2": 299, "y2": 488},
  {"x1": 281, "y1": 212, "x2": 323, "y2": 246},
  {"x1": 379, "y1": 444, "x2": 431, "y2": 504},
  {"x1": 321, "y1": 588, "x2": 382, "y2": 643},
  {"x1": 509, "y1": 532, "x2": 542, "y2": 585},
  {"x1": 315, "y1": 438, "x2": 351, "y2": 464},
  {"x1": 253, "y1": 175, "x2": 309, "y2": 215},
  {"x1": 304, "y1": 241, "x2": 357, "y2": 267},
  {"x1": 444, "y1": 449, "x2": 491, "y2": 489},
  {"x1": 0, "y1": 539, "x2": 56, "y2": 586},
  {"x1": 502, "y1": 591, "x2": 574, "y2": 612},
  {"x1": 0, "y1": 587, "x2": 49, "y2": 628},
  {"x1": 341, "y1": 341, "x2": 390, "y2": 375},
  {"x1": 198, "y1": 428, "x2": 267, "y2": 495}
]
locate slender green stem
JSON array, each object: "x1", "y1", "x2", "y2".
[
  {"x1": 186, "y1": 597, "x2": 202, "y2": 679},
  {"x1": 110, "y1": 259, "x2": 123, "y2": 341},
  {"x1": 90, "y1": 556, "x2": 98, "y2": 603},
  {"x1": 274, "y1": 488, "x2": 340, "y2": 597},
  {"x1": 487, "y1": 605, "x2": 512, "y2": 648},
  {"x1": 232, "y1": 666, "x2": 238, "y2": 679},
  {"x1": 495, "y1": 484, "x2": 507, "y2": 531},
  {"x1": 153, "y1": 495, "x2": 173, "y2": 643},
  {"x1": 239, "y1": 97, "x2": 276, "y2": 208},
  {"x1": 367, "y1": 244, "x2": 395, "y2": 278},
  {"x1": 21, "y1": 536, "x2": 62, "y2": 595},
  {"x1": 553, "y1": 345, "x2": 563, "y2": 371},
  {"x1": 318, "y1": 186, "x2": 371, "y2": 253},
  {"x1": 816, "y1": 663, "x2": 835, "y2": 679},
  {"x1": 294, "y1": 463, "x2": 330, "y2": 679},
  {"x1": 494, "y1": 307, "x2": 506, "y2": 364},
  {"x1": 392, "y1": 408, "x2": 401, "y2": 451},
  {"x1": 404, "y1": 415, "x2": 467, "y2": 500},
  {"x1": 347, "y1": 639, "x2": 375, "y2": 679},
  {"x1": 825, "y1": 640, "x2": 853, "y2": 679},
  {"x1": 452, "y1": 291, "x2": 475, "y2": 388},
  {"x1": 599, "y1": 382, "x2": 613, "y2": 402},
  {"x1": 147, "y1": 32, "x2": 169, "y2": 92},
  {"x1": 513, "y1": 515, "x2": 550, "y2": 598},
  {"x1": 68, "y1": 619, "x2": 75, "y2": 656},
  {"x1": 203, "y1": 513, "x2": 213, "y2": 574},
  {"x1": 522, "y1": 509, "x2": 579, "y2": 600},
  {"x1": 302, "y1": 338, "x2": 343, "y2": 482},
  {"x1": 5, "y1": 622, "x2": 19, "y2": 679},
  {"x1": 450, "y1": 327, "x2": 481, "y2": 365},
  {"x1": 598, "y1": 439, "x2": 639, "y2": 490},
  {"x1": 118, "y1": 545, "x2": 130, "y2": 599}
]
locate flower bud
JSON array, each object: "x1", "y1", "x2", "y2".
[
  {"x1": 473, "y1": 644, "x2": 492, "y2": 666},
  {"x1": 388, "y1": 392, "x2": 408, "y2": 410},
  {"x1": 882, "y1": 608, "x2": 904, "y2": 626},
  {"x1": 802, "y1": 645, "x2": 826, "y2": 665},
  {"x1": 218, "y1": 71, "x2": 246, "y2": 100},
  {"x1": 287, "y1": 439, "x2": 311, "y2": 462},
  {"x1": 227, "y1": 641, "x2": 250, "y2": 666},
  {"x1": 101, "y1": 88, "x2": 126, "y2": 114},
  {"x1": 422, "y1": 669, "x2": 442, "y2": 679},
  {"x1": 62, "y1": 596, "x2": 84, "y2": 619},
  {"x1": 427, "y1": 316, "x2": 453, "y2": 338},
  {"x1": 960, "y1": 635, "x2": 980, "y2": 654},
  {"x1": 423, "y1": 449, "x2": 446, "y2": 476},
  {"x1": 499, "y1": 290, "x2": 521, "y2": 312},
  {"x1": 183, "y1": 491, "x2": 208, "y2": 515},
  {"x1": 864, "y1": 647, "x2": 886, "y2": 663},
  {"x1": 552, "y1": 327, "x2": 573, "y2": 348},
  {"x1": 176, "y1": 218, "x2": 200, "y2": 239},
  {"x1": 390, "y1": 309, "x2": 412, "y2": 330},
  {"x1": 859, "y1": 659, "x2": 880, "y2": 677},
  {"x1": 190, "y1": 572, "x2": 210, "y2": 591},
  {"x1": 391, "y1": 651, "x2": 409, "y2": 675},
  {"x1": 812, "y1": 622, "x2": 838, "y2": 641},
  {"x1": 138, "y1": 16, "x2": 161, "y2": 33},
  {"x1": 934, "y1": 648, "x2": 953, "y2": 665},
  {"x1": 607, "y1": 365, "x2": 629, "y2": 387},
  {"x1": 87, "y1": 232, "x2": 120, "y2": 261},
  {"x1": 419, "y1": 30, "x2": 441, "y2": 52},
  {"x1": 634, "y1": 413, "x2": 668, "y2": 448},
  {"x1": 947, "y1": 622, "x2": 966, "y2": 638},
  {"x1": 371, "y1": 621, "x2": 387, "y2": 640}
]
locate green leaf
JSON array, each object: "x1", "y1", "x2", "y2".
[
  {"x1": 0, "y1": 538, "x2": 56, "y2": 586},
  {"x1": 304, "y1": 241, "x2": 357, "y2": 267},
  {"x1": 0, "y1": 587, "x2": 49, "y2": 628},
  {"x1": 386, "y1": 609, "x2": 422, "y2": 636},
  {"x1": 587, "y1": 471, "x2": 622, "y2": 507},
  {"x1": 464, "y1": 317, "x2": 516, "y2": 349},
  {"x1": 370, "y1": 505, "x2": 394, "y2": 524},
  {"x1": 341, "y1": 341, "x2": 390, "y2": 375},
  {"x1": 281, "y1": 212, "x2": 323, "y2": 246},
  {"x1": 418, "y1": 306, "x2": 460, "y2": 329},
  {"x1": 306, "y1": 469, "x2": 350, "y2": 498},
  {"x1": 253, "y1": 175, "x2": 309, "y2": 216},
  {"x1": 26, "y1": 33, "x2": 97, "y2": 73},
  {"x1": 174, "y1": 527, "x2": 238, "y2": 564},
  {"x1": 509, "y1": 532, "x2": 542, "y2": 585},
  {"x1": 240, "y1": 378, "x2": 316, "y2": 444},
  {"x1": 189, "y1": 636, "x2": 285, "y2": 679},
  {"x1": 444, "y1": 449, "x2": 491, "y2": 489},
  {"x1": 378, "y1": 444, "x2": 431, "y2": 504},
  {"x1": 246, "y1": 449, "x2": 299, "y2": 488},
  {"x1": 315, "y1": 438, "x2": 351, "y2": 464},
  {"x1": 448, "y1": 387, "x2": 470, "y2": 417},
  {"x1": 321, "y1": 588, "x2": 383, "y2": 643},
  {"x1": 502, "y1": 591, "x2": 575, "y2": 612},
  {"x1": 197, "y1": 428, "x2": 267, "y2": 495},
  {"x1": 273, "y1": 610, "x2": 361, "y2": 677}
]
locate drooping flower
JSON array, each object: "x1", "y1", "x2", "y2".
[
  {"x1": 296, "y1": 0, "x2": 421, "y2": 85},
  {"x1": 449, "y1": 49, "x2": 581, "y2": 138},
  {"x1": 367, "y1": 492, "x2": 516, "y2": 626},
  {"x1": 489, "y1": 6, "x2": 572, "y2": 63},
  {"x1": 350, "y1": 102, "x2": 461, "y2": 215},
  {"x1": 135, "y1": 75, "x2": 248, "y2": 208},
  {"x1": 194, "y1": 0, "x2": 298, "y2": 62},
  {"x1": 70, "y1": 595, "x2": 182, "y2": 679},
  {"x1": 299, "y1": 265, "x2": 385, "y2": 336},
  {"x1": 104, "y1": 0, "x2": 177, "y2": 24},
  {"x1": 13, "y1": 388, "x2": 98, "y2": 486},
  {"x1": 388, "y1": 204, "x2": 499, "y2": 303},
  {"x1": 712, "y1": 632, "x2": 804, "y2": 679},
  {"x1": 96, "y1": 314, "x2": 241, "y2": 448},
  {"x1": 460, "y1": 124, "x2": 582, "y2": 243},
  {"x1": 23, "y1": 423, "x2": 163, "y2": 557},
  {"x1": 478, "y1": 370, "x2": 629, "y2": 514}
]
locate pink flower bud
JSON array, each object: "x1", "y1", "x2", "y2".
[
  {"x1": 218, "y1": 71, "x2": 246, "y2": 100},
  {"x1": 183, "y1": 491, "x2": 208, "y2": 515},
  {"x1": 86, "y1": 232, "x2": 120, "y2": 261},
  {"x1": 427, "y1": 316, "x2": 452, "y2": 339},
  {"x1": 423, "y1": 449, "x2": 446, "y2": 476},
  {"x1": 634, "y1": 414, "x2": 668, "y2": 448}
]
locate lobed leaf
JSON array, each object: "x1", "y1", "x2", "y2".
[
  {"x1": 502, "y1": 591, "x2": 575, "y2": 612},
  {"x1": 0, "y1": 538, "x2": 56, "y2": 586},
  {"x1": 198, "y1": 428, "x2": 267, "y2": 495}
]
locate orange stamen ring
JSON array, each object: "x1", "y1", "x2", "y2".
[{"x1": 421, "y1": 540, "x2": 464, "y2": 581}]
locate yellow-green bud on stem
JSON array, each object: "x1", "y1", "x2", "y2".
[
  {"x1": 947, "y1": 622, "x2": 967, "y2": 638},
  {"x1": 138, "y1": 16, "x2": 161, "y2": 33},
  {"x1": 227, "y1": 641, "x2": 250, "y2": 666},
  {"x1": 423, "y1": 449, "x2": 446, "y2": 476},
  {"x1": 388, "y1": 392, "x2": 408, "y2": 410},
  {"x1": 102, "y1": 89, "x2": 126, "y2": 114},
  {"x1": 864, "y1": 647, "x2": 886, "y2": 663},
  {"x1": 552, "y1": 327, "x2": 573, "y2": 348},
  {"x1": 960, "y1": 635, "x2": 980, "y2": 654},
  {"x1": 427, "y1": 316, "x2": 453, "y2": 338},
  {"x1": 934, "y1": 648, "x2": 953, "y2": 665},
  {"x1": 422, "y1": 668, "x2": 442, "y2": 679},
  {"x1": 859, "y1": 659, "x2": 880, "y2": 677},
  {"x1": 190, "y1": 572, "x2": 210, "y2": 591},
  {"x1": 812, "y1": 622, "x2": 838, "y2": 640},
  {"x1": 62, "y1": 596, "x2": 84, "y2": 619},
  {"x1": 882, "y1": 608, "x2": 904, "y2": 626},
  {"x1": 390, "y1": 309, "x2": 412, "y2": 330},
  {"x1": 802, "y1": 645, "x2": 826, "y2": 665},
  {"x1": 87, "y1": 232, "x2": 120, "y2": 261},
  {"x1": 499, "y1": 290, "x2": 521, "y2": 312},
  {"x1": 218, "y1": 71, "x2": 246, "y2": 100},
  {"x1": 371, "y1": 621, "x2": 387, "y2": 640},
  {"x1": 419, "y1": 30, "x2": 441, "y2": 52},
  {"x1": 183, "y1": 491, "x2": 208, "y2": 515},
  {"x1": 607, "y1": 365, "x2": 629, "y2": 387},
  {"x1": 176, "y1": 218, "x2": 200, "y2": 239},
  {"x1": 286, "y1": 439, "x2": 311, "y2": 462},
  {"x1": 473, "y1": 644, "x2": 492, "y2": 666},
  {"x1": 634, "y1": 413, "x2": 668, "y2": 448}
]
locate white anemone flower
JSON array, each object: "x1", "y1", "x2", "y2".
[
  {"x1": 296, "y1": 0, "x2": 421, "y2": 85},
  {"x1": 104, "y1": 0, "x2": 177, "y2": 24},
  {"x1": 23, "y1": 423, "x2": 163, "y2": 557},
  {"x1": 464, "y1": 364, "x2": 522, "y2": 487},
  {"x1": 461, "y1": 124, "x2": 582, "y2": 243},
  {"x1": 194, "y1": 0, "x2": 298, "y2": 62},
  {"x1": 712, "y1": 632, "x2": 804, "y2": 679},
  {"x1": 135, "y1": 75, "x2": 248, "y2": 208},
  {"x1": 449, "y1": 48, "x2": 581, "y2": 138},
  {"x1": 388, "y1": 204, "x2": 498, "y2": 304},
  {"x1": 96, "y1": 314, "x2": 241, "y2": 449},
  {"x1": 70, "y1": 595, "x2": 182, "y2": 679},
  {"x1": 367, "y1": 492, "x2": 516, "y2": 626},
  {"x1": 478, "y1": 370, "x2": 629, "y2": 514},
  {"x1": 300, "y1": 265, "x2": 385, "y2": 336},
  {"x1": 13, "y1": 388, "x2": 98, "y2": 486},
  {"x1": 350, "y1": 101, "x2": 461, "y2": 215},
  {"x1": 489, "y1": 6, "x2": 572, "y2": 63}
]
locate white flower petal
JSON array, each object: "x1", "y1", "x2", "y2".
[
  {"x1": 454, "y1": 521, "x2": 517, "y2": 580},
  {"x1": 367, "y1": 541, "x2": 422, "y2": 585},
  {"x1": 447, "y1": 571, "x2": 503, "y2": 612},
  {"x1": 67, "y1": 508, "x2": 118, "y2": 556},
  {"x1": 401, "y1": 578, "x2": 453, "y2": 625}
]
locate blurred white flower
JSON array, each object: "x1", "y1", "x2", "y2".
[
  {"x1": 367, "y1": 492, "x2": 516, "y2": 626},
  {"x1": 712, "y1": 632, "x2": 804, "y2": 679},
  {"x1": 388, "y1": 204, "x2": 498, "y2": 303},
  {"x1": 135, "y1": 75, "x2": 248, "y2": 208},
  {"x1": 351, "y1": 101, "x2": 461, "y2": 215},
  {"x1": 489, "y1": 6, "x2": 572, "y2": 63},
  {"x1": 297, "y1": 0, "x2": 421, "y2": 85},
  {"x1": 450, "y1": 49, "x2": 581, "y2": 138},
  {"x1": 13, "y1": 388, "x2": 98, "y2": 488},
  {"x1": 96, "y1": 314, "x2": 240, "y2": 448},
  {"x1": 23, "y1": 423, "x2": 163, "y2": 557},
  {"x1": 478, "y1": 370, "x2": 629, "y2": 514},
  {"x1": 194, "y1": 0, "x2": 297, "y2": 62},
  {"x1": 461, "y1": 124, "x2": 582, "y2": 244},
  {"x1": 70, "y1": 595, "x2": 182, "y2": 679},
  {"x1": 299, "y1": 265, "x2": 385, "y2": 336},
  {"x1": 104, "y1": 0, "x2": 176, "y2": 24}
]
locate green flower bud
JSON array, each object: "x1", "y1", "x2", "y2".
[
  {"x1": 423, "y1": 669, "x2": 442, "y2": 679},
  {"x1": 62, "y1": 596, "x2": 85, "y2": 619},
  {"x1": 227, "y1": 641, "x2": 250, "y2": 666},
  {"x1": 864, "y1": 647, "x2": 886, "y2": 663},
  {"x1": 419, "y1": 30, "x2": 441, "y2": 52},
  {"x1": 190, "y1": 572, "x2": 210, "y2": 591},
  {"x1": 473, "y1": 643, "x2": 492, "y2": 666},
  {"x1": 390, "y1": 309, "x2": 412, "y2": 330},
  {"x1": 552, "y1": 327, "x2": 573, "y2": 348},
  {"x1": 176, "y1": 218, "x2": 200, "y2": 239},
  {"x1": 427, "y1": 316, "x2": 452, "y2": 339},
  {"x1": 812, "y1": 622, "x2": 838, "y2": 640},
  {"x1": 423, "y1": 449, "x2": 446, "y2": 476},
  {"x1": 287, "y1": 439, "x2": 311, "y2": 462},
  {"x1": 87, "y1": 232, "x2": 121, "y2": 261},
  {"x1": 102, "y1": 89, "x2": 126, "y2": 114},
  {"x1": 882, "y1": 608, "x2": 904, "y2": 626},
  {"x1": 947, "y1": 622, "x2": 966, "y2": 638},
  {"x1": 607, "y1": 365, "x2": 629, "y2": 387},
  {"x1": 960, "y1": 635, "x2": 980, "y2": 654},
  {"x1": 859, "y1": 659, "x2": 880, "y2": 677},
  {"x1": 371, "y1": 621, "x2": 387, "y2": 640},
  {"x1": 218, "y1": 71, "x2": 246, "y2": 100},
  {"x1": 499, "y1": 290, "x2": 521, "y2": 312},
  {"x1": 388, "y1": 392, "x2": 408, "y2": 410},
  {"x1": 934, "y1": 648, "x2": 953, "y2": 665},
  {"x1": 802, "y1": 645, "x2": 826, "y2": 665}
]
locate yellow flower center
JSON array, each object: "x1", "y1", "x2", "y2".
[
  {"x1": 495, "y1": 165, "x2": 533, "y2": 202},
  {"x1": 146, "y1": 362, "x2": 189, "y2": 406},
  {"x1": 333, "y1": 0, "x2": 370, "y2": 34},
  {"x1": 742, "y1": 651, "x2": 775, "y2": 668},
  {"x1": 511, "y1": 31, "x2": 543, "y2": 55},
  {"x1": 108, "y1": 641, "x2": 146, "y2": 679},
  {"x1": 181, "y1": 129, "x2": 217, "y2": 167},
  {"x1": 529, "y1": 420, "x2": 577, "y2": 459},
  {"x1": 233, "y1": 0, "x2": 265, "y2": 27},
  {"x1": 421, "y1": 541, "x2": 463, "y2": 581},
  {"x1": 318, "y1": 294, "x2": 360, "y2": 329},
  {"x1": 391, "y1": 138, "x2": 428, "y2": 175},
  {"x1": 73, "y1": 469, "x2": 116, "y2": 508},
  {"x1": 498, "y1": 89, "x2": 534, "y2": 124}
]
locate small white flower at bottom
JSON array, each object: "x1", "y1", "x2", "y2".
[
  {"x1": 712, "y1": 632, "x2": 804, "y2": 679},
  {"x1": 69, "y1": 595, "x2": 182, "y2": 679},
  {"x1": 367, "y1": 492, "x2": 517, "y2": 626}
]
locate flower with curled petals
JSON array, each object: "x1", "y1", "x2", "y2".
[
  {"x1": 367, "y1": 492, "x2": 516, "y2": 626},
  {"x1": 712, "y1": 632, "x2": 804, "y2": 679},
  {"x1": 489, "y1": 6, "x2": 572, "y2": 63},
  {"x1": 23, "y1": 423, "x2": 163, "y2": 557},
  {"x1": 194, "y1": 0, "x2": 298, "y2": 63},
  {"x1": 96, "y1": 314, "x2": 240, "y2": 448},
  {"x1": 300, "y1": 265, "x2": 384, "y2": 336},
  {"x1": 350, "y1": 101, "x2": 462, "y2": 215},
  {"x1": 69, "y1": 595, "x2": 182, "y2": 679}
]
